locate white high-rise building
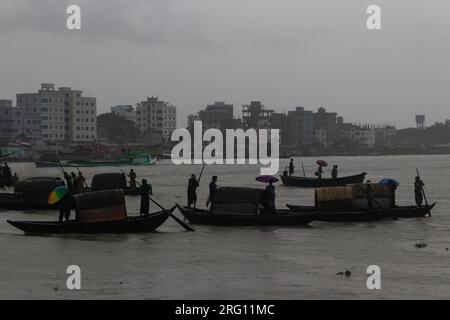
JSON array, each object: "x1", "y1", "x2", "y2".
[
  {"x1": 59, "y1": 87, "x2": 97, "y2": 143},
  {"x1": 136, "y1": 96, "x2": 177, "y2": 140},
  {"x1": 17, "y1": 84, "x2": 66, "y2": 147},
  {"x1": 16, "y1": 84, "x2": 97, "y2": 147}
]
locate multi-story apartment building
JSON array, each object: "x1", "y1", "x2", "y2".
[
  {"x1": 59, "y1": 87, "x2": 97, "y2": 143},
  {"x1": 286, "y1": 107, "x2": 314, "y2": 146},
  {"x1": 0, "y1": 100, "x2": 21, "y2": 143},
  {"x1": 111, "y1": 105, "x2": 136, "y2": 122},
  {"x1": 313, "y1": 107, "x2": 338, "y2": 146},
  {"x1": 196, "y1": 102, "x2": 242, "y2": 132},
  {"x1": 136, "y1": 96, "x2": 177, "y2": 140},
  {"x1": 16, "y1": 84, "x2": 97, "y2": 147},
  {"x1": 242, "y1": 101, "x2": 274, "y2": 129},
  {"x1": 17, "y1": 84, "x2": 66, "y2": 147}
]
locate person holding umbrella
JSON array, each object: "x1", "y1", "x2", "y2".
[{"x1": 315, "y1": 160, "x2": 327, "y2": 179}]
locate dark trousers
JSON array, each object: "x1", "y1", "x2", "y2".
[{"x1": 415, "y1": 191, "x2": 423, "y2": 207}]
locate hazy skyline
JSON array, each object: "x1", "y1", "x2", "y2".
[{"x1": 1, "y1": 0, "x2": 449, "y2": 128}]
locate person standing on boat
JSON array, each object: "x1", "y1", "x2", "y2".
[
  {"x1": 129, "y1": 169, "x2": 137, "y2": 189},
  {"x1": 315, "y1": 166, "x2": 323, "y2": 179},
  {"x1": 11, "y1": 173, "x2": 19, "y2": 187},
  {"x1": 77, "y1": 171, "x2": 86, "y2": 193},
  {"x1": 289, "y1": 159, "x2": 295, "y2": 176},
  {"x1": 187, "y1": 174, "x2": 199, "y2": 209},
  {"x1": 71, "y1": 172, "x2": 79, "y2": 194},
  {"x1": 331, "y1": 165, "x2": 338, "y2": 179},
  {"x1": 3, "y1": 162, "x2": 12, "y2": 187},
  {"x1": 140, "y1": 179, "x2": 153, "y2": 215},
  {"x1": 207, "y1": 176, "x2": 218, "y2": 210},
  {"x1": 64, "y1": 172, "x2": 74, "y2": 194},
  {"x1": 414, "y1": 176, "x2": 425, "y2": 207},
  {"x1": 265, "y1": 181, "x2": 276, "y2": 214},
  {"x1": 58, "y1": 192, "x2": 73, "y2": 224}
]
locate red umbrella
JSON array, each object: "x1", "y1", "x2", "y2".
[
  {"x1": 256, "y1": 176, "x2": 279, "y2": 183},
  {"x1": 316, "y1": 160, "x2": 328, "y2": 167}
]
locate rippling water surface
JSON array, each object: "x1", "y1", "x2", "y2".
[{"x1": 1, "y1": 155, "x2": 449, "y2": 299}]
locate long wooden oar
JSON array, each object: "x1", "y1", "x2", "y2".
[
  {"x1": 76, "y1": 167, "x2": 89, "y2": 190},
  {"x1": 197, "y1": 163, "x2": 206, "y2": 185},
  {"x1": 356, "y1": 184, "x2": 385, "y2": 211},
  {"x1": 120, "y1": 169, "x2": 194, "y2": 232},
  {"x1": 416, "y1": 169, "x2": 431, "y2": 217}
]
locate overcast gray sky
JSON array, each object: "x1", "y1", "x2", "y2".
[{"x1": 0, "y1": 0, "x2": 449, "y2": 128}]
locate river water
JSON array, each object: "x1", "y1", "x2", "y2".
[{"x1": 0, "y1": 155, "x2": 449, "y2": 299}]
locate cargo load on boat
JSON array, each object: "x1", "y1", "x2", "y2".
[
  {"x1": 212, "y1": 187, "x2": 265, "y2": 215},
  {"x1": 315, "y1": 184, "x2": 395, "y2": 211},
  {"x1": 75, "y1": 189, "x2": 127, "y2": 223}
]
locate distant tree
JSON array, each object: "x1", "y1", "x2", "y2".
[{"x1": 97, "y1": 113, "x2": 140, "y2": 144}]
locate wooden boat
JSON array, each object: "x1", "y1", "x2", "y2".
[
  {"x1": 7, "y1": 190, "x2": 173, "y2": 234},
  {"x1": 34, "y1": 153, "x2": 157, "y2": 168},
  {"x1": 280, "y1": 172, "x2": 367, "y2": 188},
  {"x1": 176, "y1": 205, "x2": 314, "y2": 226},
  {"x1": 0, "y1": 177, "x2": 68, "y2": 211},
  {"x1": 7, "y1": 211, "x2": 171, "y2": 234},
  {"x1": 286, "y1": 203, "x2": 436, "y2": 222}
]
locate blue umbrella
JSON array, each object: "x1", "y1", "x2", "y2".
[{"x1": 379, "y1": 178, "x2": 400, "y2": 187}]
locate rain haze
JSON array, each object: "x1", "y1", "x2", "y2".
[{"x1": 0, "y1": 0, "x2": 449, "y2": 128}]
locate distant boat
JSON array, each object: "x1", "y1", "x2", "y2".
[
  {"x1": 280, "y1": 172, "x2": 367, "y2": 188},
  {"x1": 34, "y1": 153, "x2": 157, "y2": 168}
]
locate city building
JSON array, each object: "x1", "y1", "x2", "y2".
[
  {"x1": 111, "y1": 105, "x2": 136, "y2": 123},
  {"x1": 242, "y1": 101, "x2": 274, "y2": 129},
  {"x1": 136, "y1": 96, "x2": 177, "y2": 141},
  {"x1": 16, "y1": 84, "x2": 97, "y2": 147},
  {"x1": 0, "y1": 100, "x2": 21, "y2": 143},
  {"x1": 59, "y1": 86, "x2": 97, "y2": 143},
  {"x1": 191, "y1": 102, "x2": 242, "y2": 132},
  {"x1": 374, "y1": 125, "x2": 397, "y2": 147},
  {"x1": 285, "y1": 107, "x2": 314, "y2": 146},
  {"x1": 313, "y1": 107, "x2": 338, "y2": 146},
  {"x1": 17, "y1": 84, "x2": 66, "y2": 147},
  {"x1": 338, "y1": 121, "x2": 376, "y2": 148}
]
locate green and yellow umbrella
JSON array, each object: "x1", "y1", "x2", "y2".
[{"x1": 48, "y1": 186, "x2": 69, "y2": 205}]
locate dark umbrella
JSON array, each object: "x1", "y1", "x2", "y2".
[
  {"x1": 316, "y1": 160, "x2": 328, "y2": 167},
  {"x1": 256, "y1": 176, "x2": 279, "y2": 183}
]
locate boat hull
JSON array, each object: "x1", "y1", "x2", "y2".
[
  {"x1": 280, "y1": 173, "x2": 367, "y2": 188},
  {"x1": 177, "y1": 205, "x2": 314, "y2": 226},
  {"x1": 7, "y1": 211, "x2": 170, "y2": 234},
  {"x1": 286, "y1": 203, "x2": 435, "y2": 222}
]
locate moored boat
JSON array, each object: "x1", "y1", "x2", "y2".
[
  {"x1": 0, "y1": 177, "x2": 68, "y2": 211},
  {"x1": 280, "y1": 172, "x2": 367, "y2": 188}
]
